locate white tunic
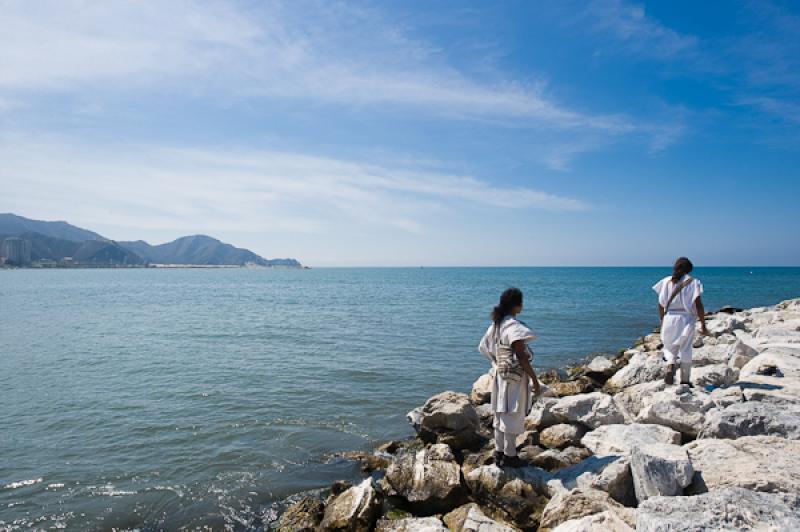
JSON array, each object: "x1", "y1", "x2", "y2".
[
  {"x1": 652, "y1": 275, "x2": 704, "y2": 358},
  {"x1": 478, "y1": 316, "x2": 536, "y2": 435}
]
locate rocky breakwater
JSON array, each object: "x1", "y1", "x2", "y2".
[{"x1": 276, "y1": 297, "x2": 800, "y2": 531}]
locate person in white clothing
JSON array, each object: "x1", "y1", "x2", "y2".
[
  {"x1": 478, "y1": 288, "x2": 541, "y2": 468},
  {"x1": 652, "y1": 257, "x2": 709, "y2": 392}
]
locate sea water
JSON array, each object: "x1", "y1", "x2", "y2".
[{"x1": 1, "y1": 267, "x2": 798, "y2": 529}]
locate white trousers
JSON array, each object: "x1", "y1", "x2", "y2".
[
  {"x1": 494, "y1": 426, "x2": 517, "y2": 456},
  {"x1": 662, "y1": 312, "x2": 695, "y2": 384}
]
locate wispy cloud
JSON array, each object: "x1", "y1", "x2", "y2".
[
  {"x1": 0, "y1": 135, "x2": 588, "y2": 243},
  {"x1": 0, "y1": 0, "x2": 669, "y2": 164}
]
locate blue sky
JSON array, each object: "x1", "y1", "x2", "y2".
[{"x1": 1, "y1": 0, "x2": 798, "y2": 266}]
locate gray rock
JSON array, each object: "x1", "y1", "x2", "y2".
[
  {"x1": 549, "y1": 392, "x2": 625, "y2": 429},
  {"x1": 539, "y1": 488, "x2": 636, "y2": 530},
  {"x1": 635, "y1": 389, "x2": 715, "y2": 437},
  {"x1": 320, "y1": 478, "x2": 382, "y2": 532},
  {"x1": 382, "y1": 443, "x2": 466, "y2": 513},
  {"x1": 276, "y1": 496, "x2": 324, "y2": 532},
  {"x1": 581, "y1": 424, "x2": 681, "y2": 456},
  {"x1": 547, "y1": 455, "x2": 634, "y2": 506},
  {"x1": 605, "y1": 352, "x2": 665, "y2": 391},
  {"x1": 442, "y1": 503, "x2": 516, "y2": 532},
  {"x1": 375, "y1": 516, "x2": 449, "y2": 532},
  {"x1": 413, "y1": 391, "x2": 482, "y2": 450},
  {"x1": 630, "y1": 443, "x2": 693, "y2": 502},
  {"x1": 612, "y1": 380, "x2": 668, "y2": 421},
  {"x1": 470, "y1": 373, "x2": 493, "y2": 405},
  {"x1": 690, "y1": 364, "x2": 739, "y2": 388},
  {"x1": 531, "y1": 446, "x2": 591, "y2": 472},
  {"x1": 539, "y1": 423, "x2": 587, "y2": 449},
  {"x1": 708, "y1": 385, "x2": 744, "y2": 408},
  {"x1": 699, "y1": 400, "x2": 800, "y2": 439},
  {"x1": 637, "y1": 487, "x2": 800, "y2": 532},
  {"x1": 586, "y1": 355, "x2": 614, "y2": 375},
  {"x1": 525, "y1": 397, "x2": 560, "y2": 430},
  {"x1": 462, "y1": 464, "x2": 550, "y2": 528},
  {"x1": 685, "y1": 436, "x2": 800, "y2": 494},
  {"x1": 728, "y1": 339, "x2": 759, "y2": 369},
  {"x1": 551, "y1": 510, "x2": 634, "y2": 532}
]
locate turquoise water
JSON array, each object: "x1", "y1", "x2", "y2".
[{"x1": 1, "y1": 267, "x2": 798, "y2": 530}]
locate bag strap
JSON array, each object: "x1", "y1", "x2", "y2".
[{"x1": 665, "y1": 276, "x2": 692, "y2": 311}]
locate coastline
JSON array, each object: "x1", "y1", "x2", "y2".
[{"x1": 275, "y1": 297, "x2": 800, "y2": 531}]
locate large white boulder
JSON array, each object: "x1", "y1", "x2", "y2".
[
  {"x1": 635, "y1": 389, "x2": 716, "y2": 437},
  {"x1": 551, "y1": 510, "x2": 634, "y2": 532},
  {"x1": 728, "y1": 339, "x2": 759, "y2": 369},
  {"x1": 525, "y1": 397, "x2": 560, "y2": 430},
  {"x1": 690, "y1": 364, "x2": 739, "y2": 388},
  {"x1": 612, "y1": 380, "x2": 667, "y2": 421},
  {"x1": 637, "y1": 487, "x2": 800, "y2": 532},
  {"x1": 411, "y1": 391, "x2": 481, "y2": 450},
  {"x1": 685, "y1": 435, "x2": 800, "y2": 494},
  {"x1": 581, "y1": 424, "x2": 681, "y2": 456},
  {"x1": 382, "y1": 444, "x2": 466, "y2": 513},
  {"x1": 462, "y1": 465, "x2": 549, "y2": 530},
  {"x1": 699, "y1": 400, "x2": 800, "y2": 439},
  {"x1": 549, "y1": 392, "x2": 625, "y2": 429},
  {"x1": 375, "y1": 517, "x2": 449, "y2": 532},
  {"x1": 320, "y1": 478, "x2": 382, "y2": 532},
  {"x1": 630, "y1": 443, "x2": 693, "y2": 503},
  {"x1": 539, "y1": 423, "x2": 586, "y2": 449},
  {"x1": 538, "y1": 488, "x2": 636, "y2": 530},
  {"x1": 605, "y1": 352, "x2": 665, "y2": 390},
  {"x1": 470, "y1": 373, "x2": 493, "y2": 405},
  {"x1": 442, "y1": 503, "x2": 516, "y2": 532},
  {"x1": 547, "y1": 454, "x2": 634, "y2": 506}
]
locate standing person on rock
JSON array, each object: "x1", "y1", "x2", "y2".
[
  {"x1": 653, "y1": 257, "x2": 709, "y2": 393},
  {"x1": 478, "y1": 288, "x2": 542, "y2": 468}
]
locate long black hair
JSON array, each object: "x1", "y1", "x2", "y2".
[
  {"x1": 672, "y1": 257, "x2": 693, "y2": 283},
  {"x1": 492, "y1": 287, "x2": 523, "y2": 326}
]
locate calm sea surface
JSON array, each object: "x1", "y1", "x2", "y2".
[{"x1": 1, "y1": 267, "x2": 799, "y2": 530}]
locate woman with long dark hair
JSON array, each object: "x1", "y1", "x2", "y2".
[
  {"x1": 478, "y1": 288, "x2": 541, "y2": 468},
  {"x1": 653, "y1": 257, "x2": 709, "y2": 392}
]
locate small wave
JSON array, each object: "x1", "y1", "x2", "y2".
[
  {"x1": 4, "y1": 478, "x2": 43, "y2": 489},
  {"x1": 46, "y1": 483, "x2": 65, "y2": 489}
]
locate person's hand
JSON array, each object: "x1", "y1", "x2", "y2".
[
  {"x1": 701, "y1": 324, "x2": 710, "y2": 336},
  {"x1": 532, "y1": 380, "x2": 542, "y2": 397}
]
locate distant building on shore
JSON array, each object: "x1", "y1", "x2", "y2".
[{"x1": 1, "y1": 237, "x2": 32, "y2": 265}]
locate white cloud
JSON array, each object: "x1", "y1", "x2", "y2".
[
  {"x1": 0, "y1": 135, "x2": 588, "y2": 243},
  {"x1": 0, "y1": 1, "x2": 657, "y2": 141}
]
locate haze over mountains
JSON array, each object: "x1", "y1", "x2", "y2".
[{"x1": 0, "y1": 214, "x2": 301, "y2": 267}]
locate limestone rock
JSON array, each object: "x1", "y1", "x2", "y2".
[
  {"x1": 691, "y1": 344, "x2": 731, "y2": 367},
  {"x1": 277, "y1": 496, "x2": 324, "y2": 532},
  {"x1": 685, "y1": 436, "x2": 800, "y2": 494},
  {"x1": 708, "y1": 385, "x2": 744, "y2": 408},
  {"x1": 413, "y1": 391, "x2": 482, "y2": 450},
  {"x1": 547, "y1": 455, "x2": 634, "y2": 506},
  {"x1": 539, "y1": 488, "x2": 636, "y2": 530},
  {"x1": 551, "y1": 510, "x2": 634, "y2": 532},
  {"x1": 320, "y1": 478, "x2": 382, "y2": 532},
  {"x1": 740, "y1": 349, "x2": 800, "y2": 380},
  {"x1": 549, "y1": 392, "x2": 624, "y2": 429},
  {"x1": 586, "y1": 355, "x2": 615, "y2": 376},
  {"x1": 612, "y1": 380, "x2": 667, "y2": 421},
  {"x1": 630, "y1": 443, "x2": 693, "y2": 502},
  {"x1": 581, "y1": 424, "x2": 681, "y2": 456},
  {"x1": 375, "y1": 516, "x2": 449, "y2": 532},
  {"x1": 532, "y1": 446, "x2": 591, "y2": 472},
  {"x1": 605, "y1": 352, "x2": 665, "y2": 391},
  {"x1": 549, "y1": 377, "x2": 599, "y2": 397},
  {"x1": 539, "y1": 424, "x2": 586, "y2": 449},
  {"x1": 635, "y1": 389, "x2": 715, "y2": 437},
  {"x1": 471, "y1": 373, "x2": 493, "y2": 405},
  {"x1": 382, "y1": 443, "x2": 466, "y2": 513},
  {"x1": 690, "y1": 364, "x2": 739, "y2": 388},
  {"x1": 463, "y1": 464, "x2": 550, "y2": 527},
  {"x1": 699, "y1": 400, "x2": 800, "y2": 439},
  {"x1": 637, "y1": 487, "x2": 800, "y2": 532},
  {"x1": 442, "y1": 503, "x2": 516, "y2": 532},
  {"x1": 729, "y1": 339, "x2": 758, "y2": 369},
  {"x1": 525, "y1": 397, "x2": 560, "y2": 431}
]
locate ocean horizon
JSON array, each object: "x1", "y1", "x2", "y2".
[{"x1": 2, "y1": 266, "x2": 799, "y2": 529}]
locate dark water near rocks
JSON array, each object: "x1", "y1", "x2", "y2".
[{"x1": 1, "y1": 267, "x2": 799, "y2": 530}]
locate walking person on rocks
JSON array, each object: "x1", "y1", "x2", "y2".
[
  {"x1": 478, "y1": 288, "x2": 542, "y2": 468},
  {"x1": 653, "y1": 257, "x2": 709, "y2": 393}
]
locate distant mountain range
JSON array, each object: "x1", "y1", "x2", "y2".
[{"x1": 0, "y1": 213, "x2": 301, "y2": 267}]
